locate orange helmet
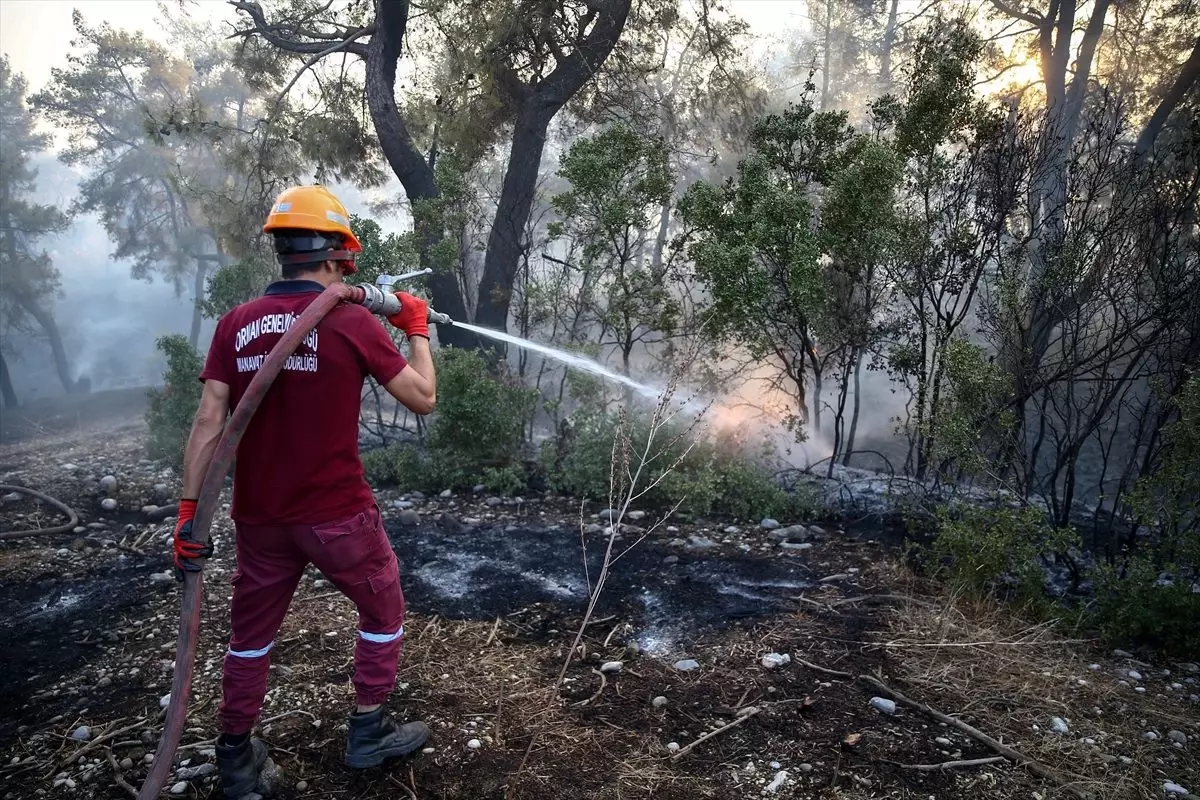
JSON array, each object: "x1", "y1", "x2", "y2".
[{"x1": 263, "y1": 185, "x2": 362, "y2": 274}]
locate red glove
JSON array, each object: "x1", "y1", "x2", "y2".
[
  {"x1": 172, "y1": 499, "x2": 212, "y2": 581},
  {"x1": 387, "y1": 291, "x2": 430, "y2": 339}
]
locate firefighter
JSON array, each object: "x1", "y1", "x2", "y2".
[{"x1": 172, "y1": 185, "x2": 436, "y2": 797}]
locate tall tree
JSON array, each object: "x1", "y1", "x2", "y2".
[
  {"x1": 547, "y1": 123, "x2": 679, "y2": 379},
  {"x1": 230, "y1": 0, "x2": 634, "y2": 347},
  {"x1": 31, "y1": 12, "x2": 212, "y2": 346},
  {"x1": 0, "y1": 56, "x2": 79, "y2": 398}
]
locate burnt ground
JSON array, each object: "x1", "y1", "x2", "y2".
[{"x1": 1, "y1": 403, "x2": 1199, "y2": 800}]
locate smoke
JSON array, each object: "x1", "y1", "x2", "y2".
[{"x1": 6, "y1": 153, "x2": 208, "y2": 400}]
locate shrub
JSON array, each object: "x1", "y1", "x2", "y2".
[
  {"x1": 145, "y1": 334, "x2": 205, "y2": 468},
  {"x1": 927, "y1": 503, "x2": 1079, "y2": 610},
  {"x1": 363, "y1": 349, "x2": 537, "y2": 492},
  {"x1": 544, "y1": 408, "x2": 813, "y2": 519},
  {"x1": 1095, "y1": 376, "x2": 1200, "y2": 656},
  {"x1": 1092, "y1": 557, "x2": 1200, "y2": 657},
  {"x1": 426, "y1": 348, "x2": 538, "y2": 489},
  {"x1": 361, "y1": 443, "x2": 434, "y2": 491}
]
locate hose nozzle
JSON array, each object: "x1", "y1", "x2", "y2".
[{"x1": 428, "y1": 308, "x2": 453, "y2": 326}]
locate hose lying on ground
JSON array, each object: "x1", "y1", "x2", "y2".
[
  {"x1": 0, "y1": 485, "x2": 81, "y2": 539},
  {"x1": 138, "y1": 283, "x2": 361, "y2": 799}
]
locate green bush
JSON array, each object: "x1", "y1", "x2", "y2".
[
  {"x1": 543, "y1": 408, "x2": 812, "y2": 519},
  {"x1": 927, "y1": 503, "x2": 1079, "y2": 610},
  {"x1": 426, "y1": 348, "x2": 538, "y2": 489},
  {"x1": 361, "y1": 442, "x2": 435, "y2": 491},
  {"x1": 1094, "y1": 376, "x2": 1200, "y2": 656},
  {"x1": 145, "y1": 334, "x2": 205, "y2": 468},
  {"x1": 363, "y1": 349, "x2": 537, "y2": 492},
  {"x1": 1092, "y1": 557, "x2": 1200, "y2": 657}
]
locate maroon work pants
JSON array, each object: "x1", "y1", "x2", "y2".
[{"x1": 216, "y1": 503, "x2": 405, "y2": 735}]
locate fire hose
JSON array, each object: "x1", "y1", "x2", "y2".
[{"x1": 138, "y1": 276, "x2": 450, "y2": 799}]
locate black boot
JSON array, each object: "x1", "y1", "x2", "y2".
[
  {"x1": 345, "y1": 707, "x2": 430, "y2": 768},
  {"x1": 215, "y1": 734, "x2": 268, "y2": 798}
]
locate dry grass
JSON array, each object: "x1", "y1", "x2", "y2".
[{"x1": 876, "y1": 589, "x2": 1200, "y2": 800}]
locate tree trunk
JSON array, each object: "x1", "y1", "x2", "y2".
[
  {"x1": 20, "y1": 297, "x2": 80, "y2": 394},
  {"x1": 820, "y1": 0, "x2": 833, "y2": 111},
  {"x1": 189, "y1": 259, "x2": 208, "y2": 349},
  {"x1": 0, "y1": 351, "x2": 17, "y2": 408},
  {"x1": 880, "y1": 0, "x2": 899, "y2": 89},
  {"x1": 650, "y1": 200, "x2": 671, "y2": 279},
  {"x1": 843, "y1": 348, "x2": 863, "y2": 466},
  {"x1": 363, "y1": 0, "x2": 479, "y2": 351},
  {"x1": 474, "y1": 108, "x2": 555, "y2": 340},
  {"x1": 472, "y1": 0, "x2": 632, "y2": 341}
]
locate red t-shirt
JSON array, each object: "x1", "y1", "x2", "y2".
[{"x1": 199, "y1": 280, "x2": 407, "y2": 525}]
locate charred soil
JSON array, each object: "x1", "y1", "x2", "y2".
[{"x1": 1, "y1": 418, "x2": 1198, "y2": 800}]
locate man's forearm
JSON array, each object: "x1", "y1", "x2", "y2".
[
  {"x1": 407, "y1": 336, "x2": 436, "y2": 395},
  {"x1": 181, "y1": 414, "x2": 225, "y2": 500}
]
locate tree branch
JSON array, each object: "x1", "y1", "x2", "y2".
[
  {"x1": 530, "y1": 0, "x2": 632, "y2": 110},
  {"x1": 228, "y1": 0, "x2": 372, "y2": 58},
  {"x1": 1135, "y1": 37, "x2": 1200, "y2": 160},
  {"x1": 989, "y1": 0, "x2": 1044, "y2": 26}
]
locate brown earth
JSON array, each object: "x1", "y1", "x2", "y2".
[{"x1": 1, "y1": 399, "x2": 1198, "y2": 800}]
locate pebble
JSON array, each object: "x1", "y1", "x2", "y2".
[
  {"x1": 764, "y1": 770, "x2": 788, "y2": 792},
  {"x1": 100, "y1": 498, "x2": 118, "y2": 512},
  {"x1": 1050, "y1": 717, "x2": 1069, "y2": 734},
  {"x1": 151, "y1": 572, "x2": 174, "y2": 584},
  {"x1": 466, "y1": 739, "x2": 482, "y2": 749},
  {"x1": 397, "y1": 509, "x2": 420, "y2": 526},
  {"x1": 598, "y1": 508, "x2": 619, "y2": 521},
  {"x1": 674, "y1": 659, "x2": 700, "y2": 672},
  {"x1": 685, "y1": 536, "x2": 717, "y2": 551},
  {"x1": 1144, "y1": 731, "x2": 1160, "y2": 741},
  {"x1": 169, "y1": 781, "x2": 187, "y2": 795},
  {"x1": 651, "y1": 696, "x2": 668, "y2": 708},
  {"x1": 761, "y1": 653, "x2": 791, "y2": 669},
  {"x1": 176, "y1": 763, "x2": 217, "y2": 780},
  {"x1": 870, "y1": 697, "x2": 897, "y2": 715},
  {"x1": 484, "y1": 497, "x2": 502, "y2": 507},
  {"x1": 1128, "y1": 670, "x2": 1143, "y2": 681},
  {"x1": 439, "y1": 489, "x2": 452, "y2": 498},
  {"x1": 662, "y1": 555, "x2": 679, "y2": 566},
  {"x1": 627, "y1": 510, "x2": 646, "y2": 521},
  {"x1": 421, "y1": 748, "x2": 435, "y2": 755},
  {"x1": 599, "y1": 661, "x2": 623, "y2": 674},
  {"x1": 295, "y1": 780, "x2": 308, "y2": 791},
  {"x1": 99, "y1": 475, "x2": 118, "y2": 494},
  {"x1": 1168, "y1": 730, "x2": 1188, "y2": 744},
  {"x1": 723, "y1": 525, "x2": 739, "y2": 534},
  {"x1": 160, "y1": 693, "x2": 172, "y2": 709},
  {"x1": 1113, "y1": 649, "x2": 1134, "y2": 658},
  {"x1": 760, "y1": 518, "x2": 780, "y2": 530},
  {"x1": 798, "y1": 763, "x2": 812, "y2": 772},
  {"x1": 666, "y1": 742, "x2": 680, "y2": 752},
  {"x1": 70, "y1": 726, "x2": 90, "y2": 741},
  {"x1": 1164, "y1": 783, "x2": 1189, "y2": 796},
  {"x1": 780, "y1": 542, "x2": 812, "y2": 550},
  {"x1": 120, "y1": 758, "x2": 133, "y2": 770},
  {"x1": 935, "y1": 737, "x2": 952, "y2": 746}
]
